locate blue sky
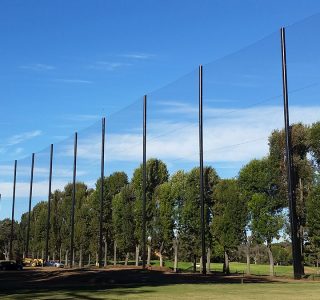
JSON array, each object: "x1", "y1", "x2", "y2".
[{"x1": 1, "y1": 0, "x2": 320, "y2": 219}]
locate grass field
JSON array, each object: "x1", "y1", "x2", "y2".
[
  {"x1": 1, "y1": 264, "x2": 320, "y2": 300},
  {"x1": 3, "y1": 282, "x2": 320, "y2": 299},
  {"x1": 152, "y1": 260, "x2": 319, "y2": 277}
]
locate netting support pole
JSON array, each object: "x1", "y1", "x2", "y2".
[
  {"x1": 281, "y1": 27, "x2": 302, "y2": 280},
  {"x1": 9, "y1": 160, "x2": 17, "y2": 260},
  {"x1": 199, "y1": 65, "x2": 206, "y2": 275},
  {"x1": 70, "y1": 132, "x2": 77, "y2": 268},
  {"x1": 26, "y1": 153, "x2": 35, "y2": 258},
  {"x1": 142, "y1": 95, "x2": 147, "y2": 269},
  {"x1": 99, "y1": 117, "x2": 106, "y2": 268},
  {"x1": 45, "y1": 144, "x2": 53, "y2": 262}
]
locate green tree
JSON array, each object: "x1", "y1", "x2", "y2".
[
  {"x1": 179, "y1": 166, "x2": 219, "y2": 268},
  {"x1": 112, "y1": 184, "x2": 135, "y2": 264},
  {"x1": 306, "y1": 183, "x2": 320, "y2": 267},
  {"x1": 29, "y1": 201, "x2": 48, "y2": 258},
  {"x1": 0, "y1": 218, "x2": 19, "y2": 260},
  {"x1": 49, "y1": 190, "x2": 63, "y2": 260},
  {"x1": 211, "y1": 179, "x2": 247, "y2": 274},
  {"x1": 87, "y1": 172, "x2": 128, "y2": 262},
  {"x1": 269, "y1": 123, "x2": 313, "y2": 273},
  {"x1": 152, "y1": 181, "x2": 175, "y2": 266},
  {"x1": 239, "y1": 158, "x2": 284, "y2": 276},
  {"x1": 309, "y1": 122, "x2": 320, "y2": 169},
  {"x1": 131, "y1": 159, "x2": 169, "y2": 251}
]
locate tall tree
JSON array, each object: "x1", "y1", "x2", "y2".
[
  {"x1": 211, "y1": 179, "x2": 247, "y2": 274},
  {"x1": 152, "y1": 181, "x2": 175, "y2": 267},
  {"x1": 131, "y1": 159, "x2": 169, "y2": 251},
  {"x1": 0, "y1": 218, "x2": 19, "y2": 260},
  {"x1": 309, "y1": 122, "x2": 320, "y2": 169},
  {"x1": 179, "y1": 166, "x2": 219, "y2": 268},
  {"x1": 49, "y1": 190, "x2": 63, "y2": 260},
  {"x1": 239, "y1": 158, "x2": 284, "y2": 276},
  {"x1": 112, "y1": 184, "x2": 135, "y2": 264},
  {"x1": 269, "y1": 123, "x2": 313, "y2": 273},
  {"x1": 88, "y1": 172, "x2": 128, "y2": 261},
  {"x1": 30, "y1": 201, "x2": 48, "y2": 258},
  {"x1": 306, "y1": 183, "x2": 320, "y2": 267}
]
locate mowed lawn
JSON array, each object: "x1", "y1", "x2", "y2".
[
  {"x1": 3, "y1": 282, "x2": 320, "y2": 300},
  {"x1": 154, "y1": 260, "x2": 319, "y2": 277},
  {"x1": 1, "y1": 263, "x2": 320, "y2": 300}
]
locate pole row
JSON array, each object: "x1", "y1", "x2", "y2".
[{"x1": 8, "y1": 28, "x2": 301, "y2": 279}]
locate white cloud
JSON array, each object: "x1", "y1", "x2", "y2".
[
  {"x1": 54, "y1": 79, "x2": 93, "y2": 84},
  {"x1": 54, "y1": 104, "x2": 320, "y2": 166},
  {"x1": 60, "y1": 114, "x2": 100, "y2": 122},
  {"x1": 119, "y1": 53, "x2": 155, "y2": 60},
  {"x1": 1, "y1": 104, "x2": 318, "y2": 198},
  {"x1": 19, "y1": 63, "x2": 55, "y2": 71},
  {"x1": 89, "y1": 61, "x2": 131, "y2": 71},
  {"x1": 1, "y1": 104, "x2": 318, "y2": 216},
  {"x1": 6, "y1": 130, "x2": 42, "y2": 147},
  {"x1": 0, "y1": 130, "x2": 42, "y2": 157}
]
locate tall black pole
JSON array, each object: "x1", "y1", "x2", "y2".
[
  {"x1": 70, "y1": 132, "x2": 77, "y2": 268},
  {"x1": 281, "y1": 27, "x2": 302, "y2": 280},
  {"x1": 45, "y1": 144, "x2": 53, "y2": 262},
  {"x1": 142, "y1": 95, "x2": 147, "y2": 269},
  {"x1": 9, "y1": 160, "x2": 17, "y2": 260},
  {"x1": 199, "y1": 65, "x2": 206, "y2": 275},
  {"x1": 99, "y1": 117, "x2": 105, "y2": 267},
  {"x1": 26, "y1": 153, "x2": 35, "y2": 258}
]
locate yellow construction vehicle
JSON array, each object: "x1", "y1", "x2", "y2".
[{"x1": 23, "y1": 257, "x2": 44, "y2": 267}]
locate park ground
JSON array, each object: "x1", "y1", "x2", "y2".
[{"x1": 1, "y1": 262, "x2": 320, "y2": 299}]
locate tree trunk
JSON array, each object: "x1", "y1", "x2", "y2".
[
  {"x1": 135, "y1": 245, "x2": 140, "y2": 267},
  {"x1": 4, "y1": 244, "x2": 10, "y2": 261},
  {"x1": 173, "y1": 239, "x2": 178, "y2": 272},
  {"x1": 299, "y1": 178, "x2": 305, "y2": 275},
  {"x1": 88, "y1": 254, "x2": 91, "y2": 267},
  {"x1": 147, "y1": 244, "x2": 151, "y2": 266},
  {"x1": 72, "y1": 250, "x2": 75, "y2": 267},
  {"x1": 59, "y1": 247, "x2": 62, "y2": 263},
  {"x1": 41, "y1": 249, "x2": 44, "y2": 266},
  {"x1": 246, "y1": 238, "x2": 251, "y2": 275},
  {"x1": 223, "y1": 250, "x2": 230, "y2": 275},
  {"x1": 104, "y1": 239, "x2": 107, "y2": 267},
  {"x1": 113, "y1": 241, "x2": 117, "y2": 266},
  {"x1": 95, "y1": 252, "x2": 99, "y2": 267},
  {"x1": 53, "y1": 251, "x2": 55, "y2": 262},
  {"x1": 65, "y1": 250, "x2": 68, "y2": 267},
  {"x1": 159, "y1": 242, "x2": 164, "y2": 268},
  {"x1": 206, "y1": 248, "x2": 211, "y2": 273},
  {"x1": 79, "y1": 248, "x2": 82, "y2": 268},
  {"x1": 193, "y1": 255, "x2": 197, "y2": 273},
  {"x1": 125, "y1": 253, "x2": 129, "y2": 265},
  {"x1": 266, "y1": 244, "x2": 274, "y2": 277}
]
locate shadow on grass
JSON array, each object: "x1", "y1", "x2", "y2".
[
  {"x1": 2, "y1": 288, "x2": 154, "y2": 300},
  {"x1": 0, "y1": 268, "x2": 288, "y2": 299}
]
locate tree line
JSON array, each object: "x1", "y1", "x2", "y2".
[{"x1": 1, "y1": 122, "x2": 320, "y2": 276}]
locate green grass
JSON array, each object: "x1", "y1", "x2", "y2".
[
  {"x1": 3, "y1": 282, "x2": 320, "y2": 299},
  {"x1": 151, "y1": 260, "x2": 319, "y2": 277}
]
